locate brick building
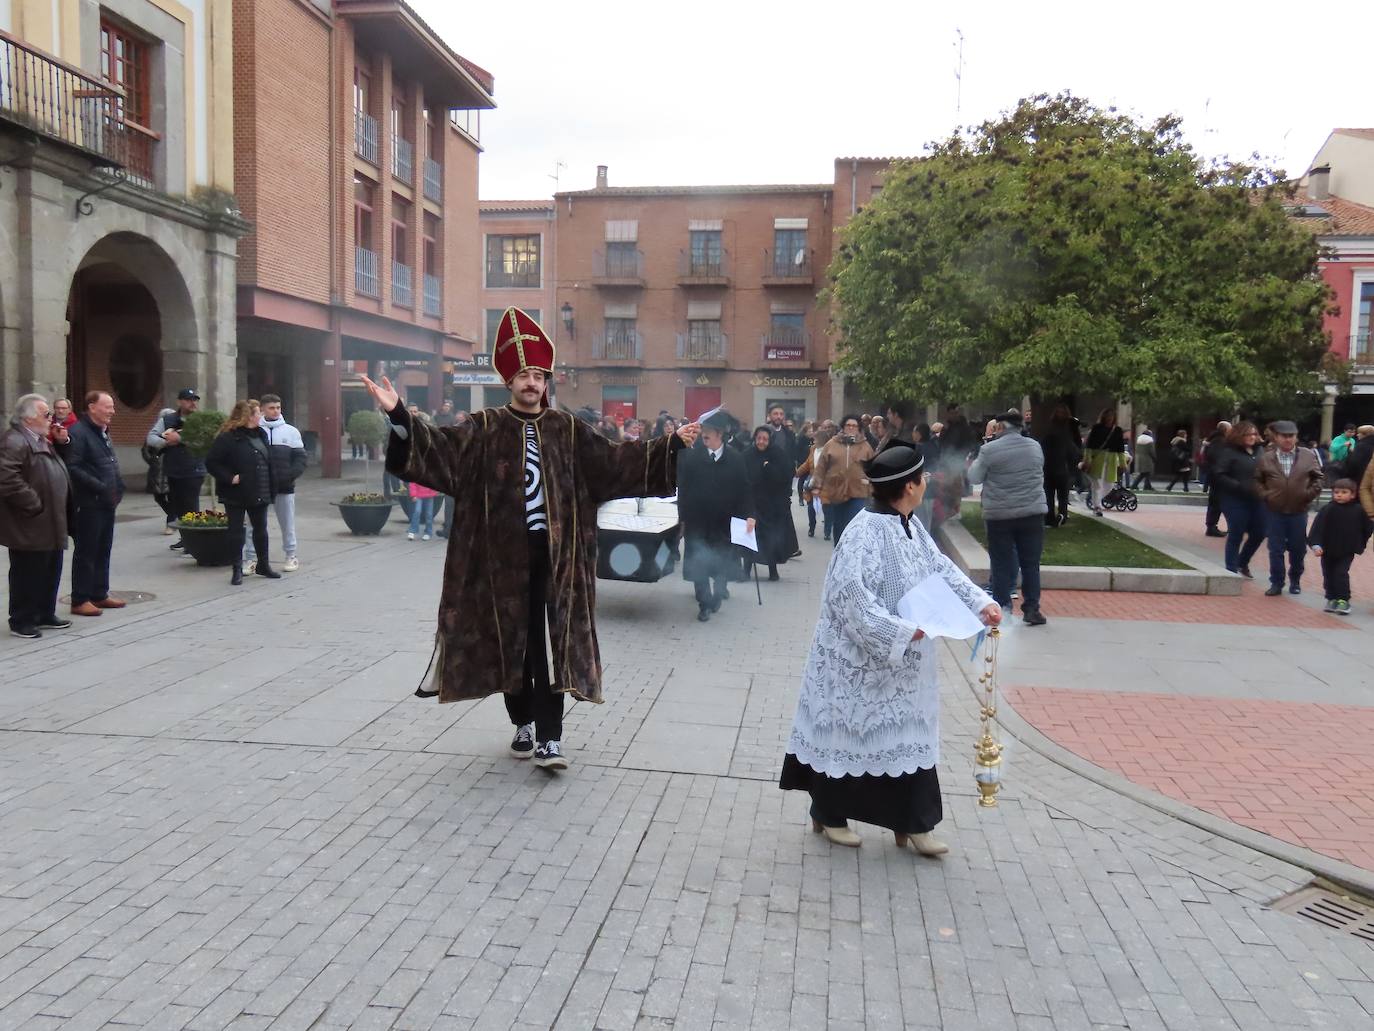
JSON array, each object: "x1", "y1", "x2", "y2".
[
  {"x1": 469, "y1": 199, "x2": 556, "y2": 411},
  {"x1": 232, "y1": 0, "x2": 492, "y2": 475},
  {"x1": 1, "y1": 0, "x2": 245, "y2": 468},
  {"x1": 1286, "y1": 130, "x2": 1374, "y2": 439},
  {"x1": 551, "y1": 166, "x2": 837, "y2": 429}
]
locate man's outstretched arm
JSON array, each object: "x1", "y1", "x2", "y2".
[{"x1": 362, "y1": 374, "x2": 472, "y2": 497}]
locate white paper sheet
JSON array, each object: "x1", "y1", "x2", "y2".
[
  {"x1": 695, "y1": 404, "x2": 724, "y2": 424},
  {"x1": 811, "y1": 496, "x2": 822, "y2": 515},
  {"x1": 896, "y1": 573, "x2": 985, "y2": 640},
  {"x1": 730, "y1": 517, "x2": 758, "y2": 552}
]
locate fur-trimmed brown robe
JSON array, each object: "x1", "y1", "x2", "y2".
[{"x1": 387, "y1": 405, "x2": 683, "y2": 704}]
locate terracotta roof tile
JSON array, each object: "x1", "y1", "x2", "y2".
[
  {"x1": 479, "y1": 199, "x2": 554, "y2": 212},
  {"x1": 1278, "y1": 183, "x2": 1374, "y2": 237},
  {"x1": 555, "y1": 183, "x2": 832, "y2": 198}
]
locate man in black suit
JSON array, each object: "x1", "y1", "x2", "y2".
[
  {"x1": 64, "y1": 391, "x2": 126, "y2": 617},
  {"x1": 678, "y1": 412, "x2": 755, "y2": 622}
]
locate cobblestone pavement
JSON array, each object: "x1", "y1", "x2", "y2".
[{"x1": 1, "y1": 477, "x2": 1373, "y2": 1029}]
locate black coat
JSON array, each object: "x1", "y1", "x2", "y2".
[
  {"x1": 1038, "y1": 421, "x2": 1082, "y2": 477},
  {"x1": 1347, "y1": 434, "x2": 1374, "y2": 489},
  {"x1": 206, "y1": 427, "x2": 275, "y2": 508},
  {"x1": 678, "y1": 445, "x2": 754, "y2": 581},
  {"x1": 743, "y1": 444, "x2": 794, "y2": 566},
  {"x1": 1308, "y1": 500, "x2": 1374, "y2": 559},
  {"x1": 64, "y1": 415, "x2": 125, "y2": 510},
  {"x1": 1209, "y1": 443, "x2": 1262, "y2": 501},
  {"x1": 1084, "y1": 423, "x2": 1125, "y2": 453}
]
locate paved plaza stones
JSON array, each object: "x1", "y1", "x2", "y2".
[{"x1": 1, "y1": 476, "x2": 1373, "y2": 1029}]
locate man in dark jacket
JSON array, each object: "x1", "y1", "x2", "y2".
[
  {"x1": 1200, "y1": 422, "x2": 1231, "y2": 536},
  {"x1": 678, "y1": 413, "x2": 755, "y2": 622},
  {"x1": 146, "y1": 388, "x2": 205, "y2": 541},
  {"x1": 1255, "y1": 420, "x2": 1324, "y2": 596},
  {"x1": 1345, "y1": 425, "x2": 1374, "y2": 492},
  {"x1": 65, "y1": 391, "x2": 126, "y2": 616},
  {"x1": 0, "y1": 394, "x2": 74, "y2": 638},
  {"x1": 244, "y1": 394, "x2": 308, "y2": 573}
]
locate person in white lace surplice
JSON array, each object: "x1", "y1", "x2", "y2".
[{"x1": 780, "y1": 441, "x2": 1001, "y2": 855}]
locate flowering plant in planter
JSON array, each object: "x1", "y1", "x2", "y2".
[
  {"x1": 340, "y1": 492, "x2": 388, "y2": 505},
  {"x1": 176, "y1": 509, "x2": 229, "y2": 528}
]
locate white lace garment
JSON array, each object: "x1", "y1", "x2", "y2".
[{"x1": 787, "y1": 508, "x2": 993, "y2": 778}]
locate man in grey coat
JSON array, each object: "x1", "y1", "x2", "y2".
[{"x1": 968, "y1": 409, "x2": 1049, "y2": 626}]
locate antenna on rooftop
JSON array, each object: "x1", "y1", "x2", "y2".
[
  {"x1": 549, "y1": 160, "x2": 567, "y2": 190},
  {"x1": 954, "y1": 28, "x2": 965, "y2": 119}
]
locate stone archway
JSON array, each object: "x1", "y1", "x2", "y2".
[{"x1": 65, "y1": 232, "x2": 200, "y2": 450}]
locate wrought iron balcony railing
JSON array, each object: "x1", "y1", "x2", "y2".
[
  {"x1": 392, "y1": 261, "x2": 413, "y2": 307},
  {"x1": 422, "y1": 157, "x2": 442, "y2": 202},
  {"x1": 355, "y1": 246, "x2": 379, "y2": 297},
  {"x1": 592, "y1": 248, "x2": 645, "y2": 282},
  {"x1": 354, "y1": 108, "x2": 379, "y2": 165},
  {"x1": 763, "y1": 247, "x2": 814, "y2": 282},
  {"x1": 0, "y1": 30, "x2": 160, "y2": 185},
  {"x1": 423, "y1": 274, "x2": 441, "y2": 317},
  {"x1": 761, "y1": 328, "x2": 811, "y2": 362},
  {"x1": 392, "y1": 136, "x2": 414, "y2": 183},
  {"x1": 592, "y1": 330, "x2": 643, "y2": 361},
  {"x1": 678, "y1": 249, "x2": 730, "y2": 283},
  {"x1": 676, "y1": 332, "x2": 728, "y2": 362}
]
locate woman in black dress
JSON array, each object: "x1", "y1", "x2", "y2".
[{"x1": 743, "y1": 426, "x2": 794, "y2": 580}]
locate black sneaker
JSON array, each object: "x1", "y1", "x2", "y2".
[
  {"x1": 1264, "y1": 584, "x2": 1282, "y2": 597},
  {"x1": 1205, "y1": 528, "x2": 1226, "y2": 538},
  {"x1": 535, "y1": 741, "x2": 569, "y2": 771},
  {"x1": 169, "y1": 541, "x2": 184, "y2": 551},
  {"x1": 9, "y1": 625, "x2": 41, "y2": 639},
  {"x1": 36, "y1": 616, "x2": 72, "y2": 630},
  {"x1": 509, "y1": 723, "x2": 534, "y2": 759},
  {"x1": 1022, "y1": 607, "x2": 1047, "y2": 626},
  {"x1": 1289, "y1": 583, "x2": 1301, "y2": 595}
]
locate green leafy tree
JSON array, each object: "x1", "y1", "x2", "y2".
[{"x1": 828, "y1": 93, "x2": 1333, "y2": 419}]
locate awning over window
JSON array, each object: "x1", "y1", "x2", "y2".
[
  {"x1": 604, "y1": 220, "x2": 638, "y2": 242},
  {"x1": 770, "y1": 302, "x2": 806, "y2": 315},
  {"x1": 774, "y1": 218, "x2": 809, "y2": 230},
  {"x1": 604, "y1": 302, "x2": 638, "y2": 319},
  {"x1": 688, "y1": 219, "x2": 722, "y2": 232},
  {"x1": 687, "y1": 300, "x2": 721, "y2": 320}
]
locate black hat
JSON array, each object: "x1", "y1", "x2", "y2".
[
  {"x1": 177, "y1": 388, "x2": 201, "y2": 401},
  {"x1": 865, "y1": 440, "x2": 925, "y2": 483},
  {"x1": 701, "y1": 409, "x2": 731, "y2": 432}
]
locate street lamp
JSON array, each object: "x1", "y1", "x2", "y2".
[{"x1": 560, "y1": 302, "x2": 574, "y2": 339}]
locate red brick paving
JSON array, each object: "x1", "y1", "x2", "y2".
[
  {"x1": 1038, "y1": 589, "x2": 1350, "y2": 628},
  {"x1": 1008, "y1": 685, "x2": 1374, "y2": 872}
]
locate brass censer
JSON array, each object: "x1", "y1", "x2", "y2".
[{"x1": 973, "y1": 626, "x2": 1003, "y2": 807}]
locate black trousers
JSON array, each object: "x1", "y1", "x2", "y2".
[
  {"x1": 693, "y1": 573, "x2": 729, "y2": 610},
  {"x1": 166, "y1": 476, "x2": 204, "y2": 524},
  {"x1": 503, "y1": 536, "x2": 564, "y2": 741},
  {"x1": 7, "y1": 549, "x2": 64, "y2": 629},
  {"x1": 227, "y1": 504, "x2": 270, "y2": 567},
  {"x1": 1321, "y1": 554, "x2": 1354, "y2": 600},
  {"x1": 1044, "y1": 474, "x2": 1069, "y2": 524},
  {"x1": 1205, "y1": 489, "x2": 1223, "y2": 530},
  {"x1": 71, "y1": 505, "x2": 115, "y2": 605}
]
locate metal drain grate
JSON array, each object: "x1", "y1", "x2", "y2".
[{"x1": 1272, "y1": 884, "x2": 1374, "y2": 943}]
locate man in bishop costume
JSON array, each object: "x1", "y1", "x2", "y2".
[{"x1": 362, "y1": 308, "x2": 700, "y2": 771}]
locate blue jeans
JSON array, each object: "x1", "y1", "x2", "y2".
[
  {"x1": 830, "y1": 497, "x2": 867, "y2": 545},
  {"x1": 986, "y1": 514, "x2": 1043, "y2": 610},
  {"x1": 1266, "y1": 510, "x2": 1308, "y2": 587},
  {"x1": 819, "y1": 503, "x2": 835, "y2": 539},
  {"x1": 1219, "y1": 494, "x2": 1265, "y2": 572},
  {"x1": 408, "y1": 496, "x2": 435, "y2": 536}
]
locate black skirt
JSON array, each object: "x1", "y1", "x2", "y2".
[{"x1": 779, "y1": 753, "x2": 942, "y2": 834}]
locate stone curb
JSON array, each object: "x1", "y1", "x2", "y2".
[
  {"x1": 988, "y1": 674, "x2": 1374, "y2": 898},
  {"x1": 936, "y1": 518, "x2": 1240, "y2": 595}
]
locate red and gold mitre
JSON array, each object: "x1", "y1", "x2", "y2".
[{"x1": 492, "y1": 307, "x2": 555, "y2": 388}]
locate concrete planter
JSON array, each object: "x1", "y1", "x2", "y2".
[
  {"x1": 335, "y1": 501, "x2": 393, "y2": 536},
  {"x1": 173, "y1": 523, "x2": 237, "y2": 567}
]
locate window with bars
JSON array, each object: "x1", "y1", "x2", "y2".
[
  {"x1": 773, "y1": 229, "x2": 808, "y2": 274},
  {"x1": 689, "y1": 320, "x2": 722, "y2": 348},
  {"x1": 689, "y1": 230, "x2": 722, "y2": 273},
  {"x1": 485, "y1": 235, "x2": 541, "y2": 288}
]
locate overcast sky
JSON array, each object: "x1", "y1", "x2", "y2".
[{"x1": 419, "y1": 0, "x2": 1373, "y2": 201}]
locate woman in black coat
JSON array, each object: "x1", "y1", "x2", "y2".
[
  {"x1": 205, "y1": 400, "x2": 280, "y2": 585},
  {"x1": 743, "y1": 427, "x2": 794, "y2": 580},
  {"x1": 1207, "y1": 421, "x2": 1266, "y2": 577}
]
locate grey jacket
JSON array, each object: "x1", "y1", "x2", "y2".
[{"x1": 968, "y1": 430, "x2": 1048, "y2": 520}]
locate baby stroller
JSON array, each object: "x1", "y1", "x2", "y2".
[{"x1": 1100, "y1": 482, "x2": 1138, "y2": 512}]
